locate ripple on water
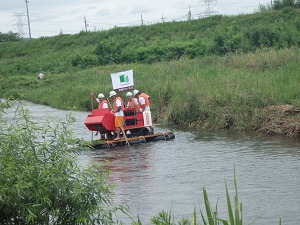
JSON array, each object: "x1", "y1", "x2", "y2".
[{"x1": 3, "y1": 101, "x2": 300, "y2": 225}]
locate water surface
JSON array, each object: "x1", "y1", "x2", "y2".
[{"x1": 3, "y1": 101, "x2": 300, "y2": 225}]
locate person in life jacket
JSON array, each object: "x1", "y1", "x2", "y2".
[
  {"x1": 134, "y1": 89, "x2": 154, "y2": 132},
  {"x1": 90, "y1": 92, "x2": 112, "y2": 140},
  {"x1": 109, "y1": 90, "x2": 125, "y2": 140},
  {"x1": 90, "y1": 92, "x2": 109, "y2": 109},
  {"x1": 133, "y1": 90, "x2": 150, "y2": 112},
  {"x1": 125, "y1": 92, "x2": 140, "y2": 112}
]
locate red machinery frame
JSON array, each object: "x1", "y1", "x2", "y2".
[{"x1": 84, "y1": 108, "x2": 145, "y2": 132}]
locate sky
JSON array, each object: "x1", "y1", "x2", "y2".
[{"x1": 0, "y1": 0, "x2": 270, "y2": 38}]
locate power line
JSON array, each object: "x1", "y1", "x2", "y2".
[
  {"x1": 2, "y1": 0, "x2": 248, "y2": 37},
  {"x1": 88, "y1": 20, "x2": 140, "y2": 26},
  {"x1": 0, "y1": 21, "x2": 15, "y2": 27},
  {"x1": 165, "y1": 13, "x2": 188, "y2": 22},
  {"x1": 34, "y1": 20, "x2": 79, "y2": 23}
]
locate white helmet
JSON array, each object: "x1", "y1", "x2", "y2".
[
  {"x1": 109, "y1": 90, "x2": 117, "y2": 97},
  {"x1": 133, "y1": 90, "x2": 139, "y2": 96},
  {"x1": 126, "y1": 92, "x2": 132, "y2": 97},
  {"x1": 98, "y1": 93, "x2": 104, "y2": 99}
]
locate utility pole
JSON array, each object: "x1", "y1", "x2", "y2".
[
  {"x1": 25, "y1": 0, "x2": 31, "y2": 38},
  {"x1": 84, "y1": 16, "x2": 88, "y2": 32},
  {"x1": 141, "y1": 14, "x2": 143, "y2": 25},
  {"x1": 188, "y1": 5, "x2": 192, "y2": 21},
  {"x1": 161, "y1": 14, "x2": 165, "y2": 22}
]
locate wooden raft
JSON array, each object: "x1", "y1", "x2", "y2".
[{"x1": 92, "y1": 131, "x2": 175, "y2": 148}]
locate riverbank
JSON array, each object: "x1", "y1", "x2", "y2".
[{"x1": 1, "y1": 47, "x2": 299, "y2": 136}]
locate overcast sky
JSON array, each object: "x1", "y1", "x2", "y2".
[{"x1": 0, "y1": 0, "x2": 270, "y2": 38}]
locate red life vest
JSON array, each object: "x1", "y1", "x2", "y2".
[
  {"x1": 114, "y1": 97, "x2": 125, "y2": 111},
  {"x1": 98, "y1": 100, "x2": 108, "y2": 109}
]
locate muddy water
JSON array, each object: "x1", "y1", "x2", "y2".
[{"x1": 3, "y1": 101, "x2": 300, "y2": 225}]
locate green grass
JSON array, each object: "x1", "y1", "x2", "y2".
[
  {"x1": 1, "y1": 8, "x2": 300, "y2": 134},
  {"x1": 1, "y1": 47, "x2": 300, "y2": 132}
]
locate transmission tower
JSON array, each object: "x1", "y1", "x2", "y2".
[
  {"x1": 199, "y1": 0, "x2": 218, "y2": 17},
  {"x1": 13, "y1": 13, "x2": 26, "y2": 38}
]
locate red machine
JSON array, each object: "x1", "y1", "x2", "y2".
[{"x1": 84, "y1": 108, "x2": 152, "y2": 137}]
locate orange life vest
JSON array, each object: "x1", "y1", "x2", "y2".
[
  {"x1": 128, "y1": 98, "x2": 141, "y2": 111},
  {"x1": 114, "y1": 97, "x2": 125, "y2": 111},
  {"x1": 98, "y1": 100, "x2": 108, "y2": 109},
  {"x1": 138, "y1": 93, "x2": 150, "y2": 108}
]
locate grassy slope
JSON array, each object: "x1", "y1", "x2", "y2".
[
  {"x1": 1, "y1": 8, "x2": 300, "y2": 76},
  {"x1": 0, "y1": 9, "x2": 300, "y2": 135}
]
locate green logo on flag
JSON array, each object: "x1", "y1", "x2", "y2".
[{"x1": 119, "y1": 74, "x2": 129, "y2": 83}]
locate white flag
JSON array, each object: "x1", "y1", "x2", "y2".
[{"x1": 110, "y1": 69, "x2": 134, "y2": 92}]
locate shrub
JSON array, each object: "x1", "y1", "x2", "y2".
[
  {"x1": 0, "y1": 99, "x2": 119, "y2": 224},
  {"x1": 0, "y1": 31, "x2": 21, "y2": 42}
]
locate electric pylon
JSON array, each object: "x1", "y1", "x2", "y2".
[
  {"x1": 199, "y1": 0, "x2": 218, "y2": 17},
  {"x1": 13, "y1": 13, "x2": 26, "y2": 38}
]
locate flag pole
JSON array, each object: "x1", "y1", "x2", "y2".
[{"x1": 90, "y1": 91, "x2": 94, "y2": 140}]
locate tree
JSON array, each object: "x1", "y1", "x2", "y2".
[
  {"x1": 0, "y1": 31, "x2": 21, "y2": 42},
  {"x1": 282, "y1": 0, "x2": 295, "y2": 7},
  {"x1": 272, "y1": 0, "x2": 299, "y2": 9}
]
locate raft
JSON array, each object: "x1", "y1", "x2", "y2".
[
  {"x1": 84, "y1": 108, "x2": 175, "y2": 149},
  {"x1": 88, "y1": 131, "x2": 175, "y2": 149}
]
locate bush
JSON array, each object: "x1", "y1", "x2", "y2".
[{"x1": 0, "y1": 99, "x2": 119, "y2": 224}]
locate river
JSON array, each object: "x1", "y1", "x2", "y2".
[{"x1": 2, "y1": 101, "x2": 300, "y2": 225}]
